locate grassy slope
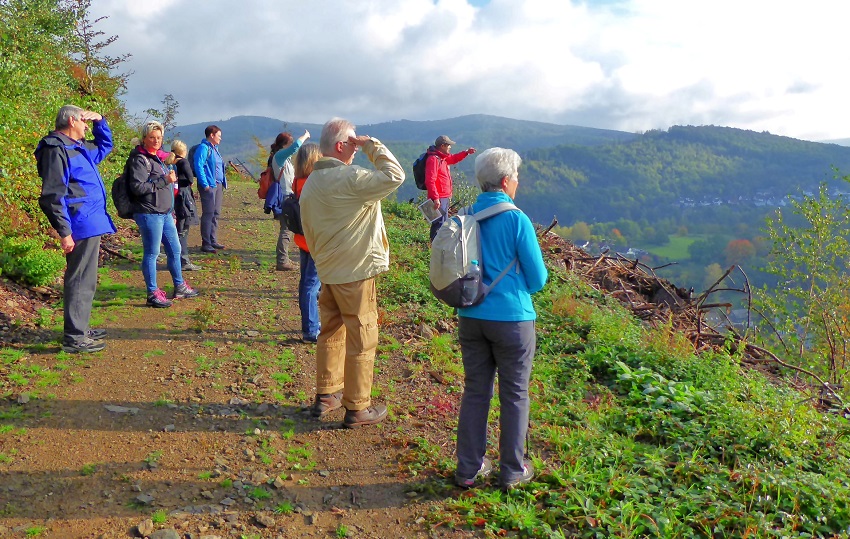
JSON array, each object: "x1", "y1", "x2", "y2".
[{"x1": 380, "y1": 200, "x2": 850, "y2": 539}]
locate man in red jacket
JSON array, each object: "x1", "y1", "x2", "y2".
[{"x1": 425, "y1": 135, "x2": 475, "y2": 241}]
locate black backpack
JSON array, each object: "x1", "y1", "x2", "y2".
[
  {"x1": 110, "y1": 171, "x2": 134, "y2": 219},
  {"x1": 111, "y1": 158, "x2": 151, "y2": 220},
  {"x1": 412, "y1": 152, "x2": 428, "y2": 190},
  {"x1": 187, "y1": 143, "x2": 201, "y2": 178},
  {"x1": 280, "y1": 176, "x2": 305, "y2": 235}
]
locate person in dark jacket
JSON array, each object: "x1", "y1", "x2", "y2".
[
  {"x1": 165, "y1": 140, "x2": 200, "y2": 271},
  {"x1": 127, "y1": 121, "x2": 199, "y2": 308},
  {"x1": 34, "y1": 105, "x2": 115, "y2": 353},
  {"x1": 425, "y1": 135, "x2": 475, "y2": 241}
]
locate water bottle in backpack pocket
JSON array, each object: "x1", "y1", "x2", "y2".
[{"x1": 461, "y1": 260, "x2": 481, "y2": 305}]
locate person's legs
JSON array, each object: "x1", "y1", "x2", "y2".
[
  {"x1": 210, "y1": 183, "x2": 223, "y2": 247},
  {"x1": 161, "y1": 215, "x2": 184, "y2": 288},
  {"x1": 299, "y1": 249, "x2": 321, "y2": 339},
  {"x1": 429, "y1": 197, "x2": 450, "y2": 242},
  {"x1": 134, "y1": 213, "x2": 164, "y2": 293},
  {"x1": 276, "y1": 218, "x2": 293, "y2": 268},
  {"x1": 176, "y1": 217, "x2": 191, "y2": 266},
  {"x1": 487, "y1": 320, "x2": 536, "y2": 485},
  {"x1": 456, "y1": 316, "x2": 497, "y2": 481},
  {"x1": 324, "y1": 278, "x2": 379, "y2": 412},
  {"x1": 315, "y1": 284, "x2": 345, "y2": 396},
  {"x1": 199, "y1": 188, "x2": 216, "y2": 249},
  {"x1": 63, "y1": 236, "x2": 101, "y2": 343}
]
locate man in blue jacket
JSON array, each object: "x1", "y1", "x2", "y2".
[
  {"x1": 34, "y1": 105, "x2": 116, "y2": 353},
  {"x1": 193, "y1": 125, "x2": 227, "y2": 253}
]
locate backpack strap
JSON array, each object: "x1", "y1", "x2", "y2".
[{"x1": 459, "y1": 202, "x2": 519, "y2": 221}]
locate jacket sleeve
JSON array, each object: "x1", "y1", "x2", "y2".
[
  {"x1": 272, "y1": 139, "x2": 303, "y2": 173},
  {"x1": 516, "y1": 213, "x2": 548, "y2": 294},
  {"x1": 194, "y1": 144, "x2": 212, "y2": 189},
  {"x1": 445, "y1": 149, "x2": 472, "y2": 166},
  {"x1": 86, "y1": 119, "x2": 113, "y2": 165},
  {"x1": 127, "y1": 155, "x2": 166, "y2": 196},
  {"x1": 36, "y1": 145, "x2": 73, "y2": 239},
  {"x1": 176, "y1": 158, "x2": 193, "y2": 186},
  {"x1": 424, "y1": 154, "x2": 439, "y2": 200},
  {"x1": 357, "y1": 139, "x2": 405, "y2": 202}
]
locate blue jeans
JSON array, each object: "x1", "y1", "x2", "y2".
[
  {"x1": 134, "y1": 212, "x2": 183, "y2": 293},
  {"x1": 299, "y1": 249, "x2": 321, "y2": 338}
]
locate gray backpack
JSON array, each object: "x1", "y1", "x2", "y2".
[{"x1": 429, "y1": 202, "x2": 518, "y2": 308}]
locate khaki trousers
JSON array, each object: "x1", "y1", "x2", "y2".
[{"x1": 316, "y1": 278, "x2": 379, "y2": 411}]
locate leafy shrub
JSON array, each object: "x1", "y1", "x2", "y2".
[{"x1": 0, "y1": 235, "x2": 65, "y2": 286}]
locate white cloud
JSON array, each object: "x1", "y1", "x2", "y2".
[{"x1": 88, "y1": 0, "x2": 850, "y2": 140}]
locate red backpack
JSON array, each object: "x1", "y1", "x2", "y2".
[{"x1": 257, "y1": 164, "x2": 284, "y2": 199}]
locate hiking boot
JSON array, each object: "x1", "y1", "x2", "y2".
[
  {"x1": 200, "y1": 246, "x2": 217, "y2": 253},
  {"x1": 276, "y1": 261, "x2": 295, "y2": 271},
  {"x1": 310, "y1": 392, "x2": 343, "y2": 418},
  {"x1": 86, "y1": 328, "x2": 107, "y2": 341},
  {"x1": 302, "y1": 334, "x2": 318, "y2": 344},
  {"x1": 62, "y1": 338, "x2": 106, "y2": 354},
  {"x1": 343, "y1": 404, "x2": 387, "y2": 429},
  {"x1": 212, "y1": 242, "x2": 225, "y2": 250},
  {"x1": 501, "y1": 459, "x2": 534, "y2": 491},
  {"x1": 146, "y1": 289, "x2": 173, "y2": 308},
  {"x1": 172, "y1": 283, "x2": 199, "y2": 299},
  {"x1": 182, "y1": 262, "x2": 202, "y2": 271},
  {"x1": 455, "y1": 457, "x2": 493, "y2": 489}
]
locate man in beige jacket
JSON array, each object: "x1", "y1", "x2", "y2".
[{"x1": 300, "y1": 117, "x2": 404, "y2": 428}]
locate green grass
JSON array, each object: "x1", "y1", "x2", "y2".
[
  {"x1": 643, "y1": 234, "x2": 702, "y2": 259},
  {"x1": 375, "y1": 206, "x2": 850, "y2": 538}
]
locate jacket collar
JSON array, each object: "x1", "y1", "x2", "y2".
[{"x1": 313, "y1": 157, "x2": 347, "y2": 170}]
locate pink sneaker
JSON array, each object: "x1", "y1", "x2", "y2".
[{"x1": 146, "y1": 289, "x2": 172, "y2": 308}]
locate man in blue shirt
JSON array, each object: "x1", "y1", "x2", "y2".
[{"x1": 194, "y1": 125, "x2": 227, "y2": 253}]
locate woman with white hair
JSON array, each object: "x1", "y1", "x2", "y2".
[
  {"x1": 126, "y1": 121, "x2": 199, "y2": 307},
  {"x1": 453, "y1": 147, "x2": 548, "y2": 491}
]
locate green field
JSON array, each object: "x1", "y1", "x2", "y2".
[{"x1": 645, "y1": 235, "x2": 703, "y2": 260}]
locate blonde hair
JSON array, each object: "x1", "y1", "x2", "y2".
[
  {"x1": 294, "y1": 142, "x2": 322, "y2": 178},
  {"x1": 171, "y1": 139, "x2": 187, "y2": 158},
  {"x1": 142, "y1": 121, "x2": 164, "y2": 138}
]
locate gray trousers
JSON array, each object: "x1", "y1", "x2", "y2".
[
  {"x1": 429, "y1": 197, "x2": 450, "y2": 242},
  {"x1": 456, "y1": 317, "x2": 535, "y2": 483},
  {"x1": 199, "y1": 183, "x2": 223, "y2": 248},
  {"x1": 276, "y1": 216, "x2": 292, "y2": 265},
  {"x1": 176, "y1": 217, "x2": 192, "y2": 266},
  {"x1": 64, "y1": 235, "x2": 101, "y2": 344}
]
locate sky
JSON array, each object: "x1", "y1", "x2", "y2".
[{"x1": 88, "y1": 0, "x2": 850, "y2": 142}]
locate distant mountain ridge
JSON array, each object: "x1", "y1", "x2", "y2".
[{"x1": 175, "y1": 114, "x2": 850, "y2": 229}]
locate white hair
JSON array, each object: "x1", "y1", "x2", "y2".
[{"x1": 475, "y1": 148, "x2": 521, "y2": 192}]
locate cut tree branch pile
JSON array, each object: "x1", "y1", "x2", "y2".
[{"x1": 536, "y1": 226, "x2": 846, "y2": 410}]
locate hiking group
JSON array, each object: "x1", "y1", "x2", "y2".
[{"x1": 35, "y1": 106, "x2": 548, "y2": 491}]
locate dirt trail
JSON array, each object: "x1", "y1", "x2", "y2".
[{"x1": 0, "y1": 183, "x2": 473, "y2": 539}]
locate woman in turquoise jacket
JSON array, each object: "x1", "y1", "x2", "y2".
[{"x1": 454, "y1": 147, "x2": 548, "y2": 491}]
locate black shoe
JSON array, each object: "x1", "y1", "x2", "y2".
[
  {"x1": 302, "y1": 334, "x2": 318, "y2": 344},
  {"x1": 343, "y1": 404, "x2": 387, "y2": 428},
  {"x1": 87, "y1": 328, "x2": 107, "y2": 340},
  {"x1": 200, "y1": 246, "x2": 217, "y2": 253},
  {"x1": 211, "y1": 242, "x2": 225, "y2": 250},
  {"x1": 62, "y1": 338, "x2": 106, "y2": 354}
]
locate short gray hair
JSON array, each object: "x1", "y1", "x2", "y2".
[
  {"x1": 475, "y1": 148, "x2": 522, "y2": 192},
  {"x1": 142, "y1": 121, "x2": 164, "y2": 139},
  {"x1": 319, "y1": 117, "x2": 355, "y2": 154},
  {"x1": 55, "y1": 105, "x2": 84, "y2": 130}
]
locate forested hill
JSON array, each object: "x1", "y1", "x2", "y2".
[{"x1": 516, "y1": 125, "x2": 850, "y2": 225}]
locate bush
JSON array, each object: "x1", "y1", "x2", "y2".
[{"x1": 0, "y1": 235, "x2": 65, "y2": 286}]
